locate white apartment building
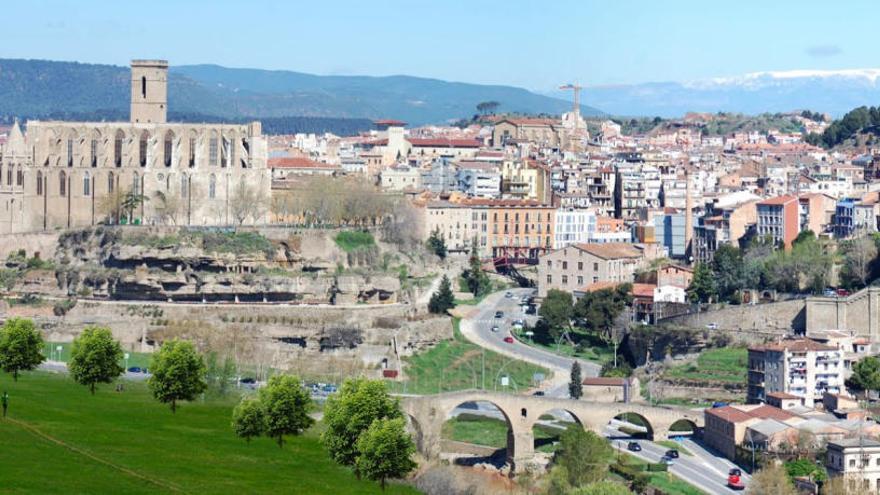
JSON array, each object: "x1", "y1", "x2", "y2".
[
  {"x1": 827, "y1": 438, "x2": 880, "y2": 493},
  {"x1": 748, "y1": 339, "x2": 843, "y2": 407},
  {"x1": 456, "y1": 163, "x2": 501, "y2": 198},
  {"x1": 553, "y1": 208, "x2": 596, "y2": 249}
]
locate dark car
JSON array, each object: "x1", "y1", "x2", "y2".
[
  {"x1": 660, "y1": 455, "x2": 674, "y2": 465},
  {"x1": 240, "y1": 377, "x2": 257, "y2": 385},
  {"x1": 665, "y1": 449, "x2": 679, "y2": 459},
  {"x1": 495, "y1": 311, "x2": 504, "y2": 318},
  {"x1": 532, "y1": 390, "x2": 545, "y2": 397},
  {"x1": 127, "y1": 367, "x2": 142, "y2": 373},
  {"x1": 627, "y1": 441, "x2": 641, "y2": 452}
]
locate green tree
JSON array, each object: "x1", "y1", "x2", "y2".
[
  {"x1": 231, "y1": 397, "x2": 265, "y2": 444},
  {"x1": 539, "y1": 289, "x2": 574, "y2": 332},
  {"x1": 712, "y1": 244, "x2": 746, "y2": 301},
  {"x1": 569, "y1": 362, "x2": 583, "y2": 400},
  {"x1": 0, "y1": 317, "x2": 45, "y2": 381},
  {"x1": 554, "y1": 426, "x2": 612, "y2": 487},
  {"x1": 322, "y1": 377, "x2": 402, "y2": 468},
  {"x1": 354, "y1": 417, "x2": 417, "y2": 491},
  {"x1": 148, "y1": 339, "x2": 207, "y2": 413},
  {"x1": 426, "y1": 228, "x2": 447, "y2": 260},
  {"x1": 573, "y1": 284, "x2": 631, "y2": 340},
  {"x1": 463, "y1": 238, "x2": 491, "y2": 297},
  {"x1": 259, "y1": 374, "x2": 314, "y2": 448},
  {"x1": 428, "y1": 275, "x2": 455, "y2": 314},
  {"x1": 569, "y1": 481, "x2": 631, "y2": 495},
  {"x1": 687, "y1": 262, "x2": 716, "y2": 303},
  {"x1": 68, "y1": 326, "x2": 124, "y2": 394},
  {"x1": 849, "y1": 356, "x2": 880, "y2": 394}
]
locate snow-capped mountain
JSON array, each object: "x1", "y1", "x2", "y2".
[{"x1": 575, "y1": 69, "x2": 880, "y2": 117}]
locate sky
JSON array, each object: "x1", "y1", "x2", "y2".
[{"x1": 2, "y1": 0, "x2": 877, "y2": 91}]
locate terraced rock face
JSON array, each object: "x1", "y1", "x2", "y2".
[{"x1": 52, "y1": 227, "x2": 401, "y2": 304}]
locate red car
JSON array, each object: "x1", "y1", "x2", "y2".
[
  {"x1": 503, "y1": 336, "x2": 514, "y2": 344},
  {"x1": 727, "y1": 468, "x2": 744, "y2": 490}
]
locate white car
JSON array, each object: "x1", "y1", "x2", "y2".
[
  {"x1": 491, "y1": 325, "x2": 500, "y2": 332},
  {"x1": 705, "y1": 322, "x2": 719, "y2": 330}
]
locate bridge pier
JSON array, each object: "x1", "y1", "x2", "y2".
[{"x1": 509, "y1": 426, "x2": 534, "y2": 472}]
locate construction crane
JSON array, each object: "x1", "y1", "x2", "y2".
[
  {"x1": 559, "y1": 83, "x2": 583, "y2": 151},
  {"x1": 559, "y1": 83, "x2": 582, "y2": 120}
]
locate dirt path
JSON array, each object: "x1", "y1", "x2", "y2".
[{"x1": 6, "y1": 417, "x2": 185, "y2": 493}]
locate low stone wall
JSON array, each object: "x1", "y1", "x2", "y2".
[
  {"x1": 0, "y1": 231, "x2": 59, "y2": 260},
  {"x1": 659, "y1": 298, "x2": 806, "y2": 335}
]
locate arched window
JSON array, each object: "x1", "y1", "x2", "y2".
[
  {"x1": 108, "y1": 171, "x2": 114, "y2": 193},
  {"x1": 209, "y1": 174, "x2": 216, "y2": 199},
  {"x1": 209, "y1": 131, "x2": 219, "y2": 167},
  {"x1": 59, "y1": 171, "x2": 67, "y2": 197},
  {"x1": 83, "y1": 172, "x2": 91, "y2": 196},
  {"x1": 164, "y1": 131, "x2": 174, "y2": 167},
  {"x1": 180, "y1": 174, "x2": 188, "y2": 198},
  {"x1": 188, "y1": 133, "x2": 196, "y2": 168},
  {"x1": 139, "y1": 132, "x2": 149, "y2": 167},
  {"x1": 6, "y1": 165, "x2": 12, "y2": 185},
  {"x1": 17, "y1": 168, "x2": 23, "y2": 186},
  {"x1": 36, "y1": 171, "x2": 43, "y2": 196},
  {"x1": 132, "y1": 172, "x2": 140, "y2": 196},
  {"x1": 114, "y1": 130, "x2": 124, "y2": 167},
  {"x1": 90, "y1": 139, "x2": 98, "y2": 167},
  {"x1": 67, "y1": 138, "x2": 74, "y2": 167}
]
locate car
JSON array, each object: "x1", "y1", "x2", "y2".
[
  {"x1": 705, "y1": 322, "x2": 719, "y2": 330},
  {"x1": 837, "y1": 288, "x2": 850, "y2": 297},
  {"x1": 503, "y1": 336, "x2": 514, "y2": 344},
  {"x1": 532, "y1": 390, "x2": 545, "y2": 397},
  {"x1": 505, "y1": 291, "x2": 513, "y2": 298},
  {"x1": 627, "y1": 441, "x2": 641, "y2": 452},
  {"x1": 665, "y1": 449, "x2": 679, "y2": 459},
  {"x1": 491, "y1": 325, "x2": 500, "y2": 332},
  {"x1": 660, "y1": 455, "x2": 674, "y2": 465},
  {"x1": 525, "y1": 305, "x2": 537, "y2": 315},
  {"x1": 239, "y1": 377, "x2": 257, "y2": 385},
  {"x1": 495, "y1": 311, "x2": 504, "y2": 319},
  {"x1": 728, "y1": 468, "x2": 745, "y2": 490},
  {"x1": 823, "y1": 288, "x2": 836, "y2": 297},
  {"x1": 127, "y1": 367, "x2": 142, "y2": 373},
  {"x1": 712, "y1": 401, "x2": 729, "y2": 408}
]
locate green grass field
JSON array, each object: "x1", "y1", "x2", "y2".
[
  {"x1": 334, "y1": 231, "x2": 375, "y2": 252},
  {"x1": 619, "y1": 454, "x2": 706, "y2": 495},
  {"x1": 511, "y1": 329, "x2": 615, "y2": 365},
  {"x1": 387, "y1": 318, "x2": 549, "y2": 395},
  {"x1": 441, "y1": 413, "x2": 569, "y2": 453},
  {"x1": 44, "y1": 342, "x2": 153, "y2": 369},
  {"x1": 0, "y1": 371, "x2": 417, "y2": 494},
  {"x1": 663, "y1": 347, "x2": 747, "y2": 384}
]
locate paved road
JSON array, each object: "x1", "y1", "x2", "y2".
[
  {"x1": 459, "y1": 288, "x2": 599, "y2": 396},
  {"x1": 607, "y1": 429, "x2": 746, "y2": 495}
]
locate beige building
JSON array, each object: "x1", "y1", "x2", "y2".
[
  {"x1": 536, "y1": 242, "x2": 654, "y2": 298},
  {"x1": 501, "y1": 159, "x2": 551, "y2": 202},
  {"x1": 827, "y1": 438, "x2": 880, "y2": 492},
  {"x1": 492, "y1": 118, "x2": 566, "y2": 147},
  {"x1": 379, "y1": 165, "x2": 422, "y2": 191},
  {"x1": 0, "y1": 60, "x2": 269, "y2": 233},
  {"x1": 422, "y1": 199, "x2": 482, "y2": 252}
]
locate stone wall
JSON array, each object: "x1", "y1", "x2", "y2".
[
  {"x1": 0, "y1": 231, "x2": 59, "y2": 260},
  {"x1": 805, "y1": 289, "x2": 880, "y2": 339},
  {"x1": 659, "y1": 299, "x2": 807, "y2": 335}
]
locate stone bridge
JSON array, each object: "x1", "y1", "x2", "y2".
[{"x1": 401, "y1": 391, "x2": 703, "y2": 471}]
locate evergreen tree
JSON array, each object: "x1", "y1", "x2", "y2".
[
  {"x1": 428, "y1": 275, "x2": 455, "y2": 314},
  {"x1": 687, "y1": 262, "x2": 716, "y2": 303},
  {"x1": 568, "y1": 362, "x2": 583, "y2": 400},
  {"x1": 425, "y1": 228, "x2": 447, "y2": 259},
  {"x1": 463, "y1": 238, "x2": 491, "y2": 297}
]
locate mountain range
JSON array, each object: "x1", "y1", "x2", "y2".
[
  {"x1": 0, "y1": 58, "x2": 600, "y2": 127},
  {"x1": 570, "y1": 69, "x2": 880, "y2": 118}
]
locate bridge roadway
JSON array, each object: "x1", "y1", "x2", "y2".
[{"x1": 401, "y1": 390, "x2": 703, "y2": 472}]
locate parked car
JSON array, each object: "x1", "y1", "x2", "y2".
[
  {"x1": 491, "y1": 325, "x2": 500, "y2": 333},
  {"x1": 665, "y1": 449, "x2": 679, "y2": 459},
  {"x1": 503, "y1": 336, "x2": 514, "y2": 344},
  {"x1": 512, "y1": 319, "x2": 525, "y2": 329},
  {"x1": 627, "y1": 441, "x2": 641, "y2": 452},
  {"x1": 505, "y1": 291, "x2": 513, "y2": 298},
  {"x1": 705, "y1": 322, "x2": 718, "y2": 330},
  {"x1": 837, "y1": 288, "x2": 850, "y2": 297},
  {"x1": 532, "y1": 390, "x2": 545, "y2": 397},
  {"x1": 127, "y1": 367, "x2": 142, "y2": 373},
  {"x1": 239, "y1": 377, "x2": 257, "y2": 385},
  {"x1": 495, "y1": 311, "x2": 504, "y2": 318},
  {"x1": 824, "y1": 288, "x2": 836, "y2": 297}
]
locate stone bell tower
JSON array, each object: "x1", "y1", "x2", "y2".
[{"x1": 130, "y1": 59, "x2": 168, "y2": 124}]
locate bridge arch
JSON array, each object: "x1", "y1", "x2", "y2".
[
  {"x1": 531, "y1": 408, "x2": 581, "y2": 453},
  {"x1": 439, "y1": 400, "x2": 516, "y2": 467},
  {"x1": 610, "y1": 411, "x2": 654, "y2": 440}
]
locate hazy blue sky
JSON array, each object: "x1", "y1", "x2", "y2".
[{"x1": 3, "y1": 0, "x2": 875, "y2": 90}]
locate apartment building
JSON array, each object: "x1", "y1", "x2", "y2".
[
  {"x1": 798, "y1": 193, "x2": 836, "y2": 235},
  {"x1": 747, "y1": 339, "x2": 843, "y2": 407},
  {"x1": 422, "y1": 200, "x2": 478, "y2": 252},
  {"x1": 537, "y1": 242, "x2": 652, "y2": 297},
  {"x1": 456, "y1": 162, "x2": 500, "y2": 197},
  {"x1": 500, "y1": 159, "x2": 551, "y2": 202},
  {"x1": 826, "y1": 438, "x2": 880, "y2": 493},
  {"x1": 380, "y1": 165, "x2": 422, "y2": 191},
  {"x1": 704, "y1": 404, "x2": 796, "y2": 460},
  {"x1": 756, "y1": 194, "x2": 799, "y2": 249},
  {"x1": 693, "y1": 192, "x2": 759, "y2": 263},
  {"x1": 553, "y1": 208, "x2": 596, "y2": 249}
]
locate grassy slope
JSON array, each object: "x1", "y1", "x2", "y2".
[
  {"x1": 663, "y1": 347, "x2": 747, "y2": 384},
  {"x1": 511, "y1": 328, "x2": 615, "y2": 365},
  {"x1": 388, "y1": 318, "x2": 549, "y2": 394},
  {"x1": 0, "y1": 372, "x2": 417, "y2": 495}
]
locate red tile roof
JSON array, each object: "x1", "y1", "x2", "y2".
[
  {"x1": 573, "y1": 242, "x2": 643, "y2": 260},
  {"x1": 632, "y1": 283, "x2": 656, "y2": 298},
  {"x1": 767, "y1": 391, "x2": 801, "y2": 400},
  {"x1": 706, "y1": 406, "x2": 755, "y2": 424},
  {"x1": 758, "y1": 194, "x2": 798, "y2": 206},
  {"x1": 751, "y1": 339, "x2": 838, "y2": 353},
  {"x1": 408, "y1": 138, "x2": 482, "y2": 148}
]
